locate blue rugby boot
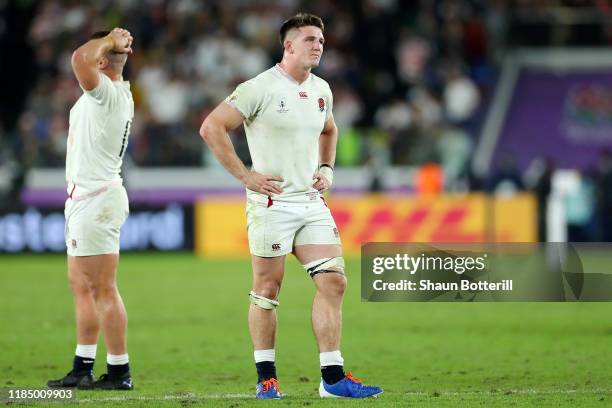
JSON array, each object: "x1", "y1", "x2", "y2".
[
  {"x1": 319, "y1": 372, "x2": 383, "y2": 398},
  {"x1": 256, "y1": 378, "x2": 282, "y2": 399}
]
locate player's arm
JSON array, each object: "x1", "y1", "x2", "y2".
[
  {"x1": 313, "y1": 113, "x2": 338, "y2": 192},
  {"x1": 199, "y1": 103, "x2": 283, "y2": 196},
  {"x1": 71, "y1": 28, "x2": 133, "y2": 91}
]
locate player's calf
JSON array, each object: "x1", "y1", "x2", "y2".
[{"x1": 250, "y1": 295, "x2": 281, "y2": 399}]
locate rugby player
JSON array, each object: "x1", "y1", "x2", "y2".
[
  {"x1": 48, "y1": 28, "x2": 135, "y2": 391},
  {"x1": 200, "y1": 13, "x2": 382, "y2": 399}
]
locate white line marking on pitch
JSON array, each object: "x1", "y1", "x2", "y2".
[
  {"x1": 74, "y1": 389, "x2": 612, "y2": 403},
  {"x1": 404, "y1": 389, "x2": 612, "y2": 396},
  {"x1": 76, "y1": 393, "x2": 253, "y2": 403}
]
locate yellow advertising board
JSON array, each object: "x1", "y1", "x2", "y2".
[{"x1": 195, "y1": 193, "x2": 537, "y2": 257}]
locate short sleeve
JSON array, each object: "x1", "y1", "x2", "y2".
[
  {"x1": 83, "y1": 74, "x2": 116, "y2": 106},
  {"x1": 224, "y1": 80, "x2": 261, "y2": 121}
]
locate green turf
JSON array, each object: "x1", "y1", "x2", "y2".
[{"x1": 1, "y1": 253, "x2": 612, "y2": 407}]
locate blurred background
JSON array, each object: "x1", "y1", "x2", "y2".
[{"x1": 1, "y1": 0, "x2": 612, "y2": 255}]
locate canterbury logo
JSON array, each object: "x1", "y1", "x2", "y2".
[
  {"x1": 272, "y1": 243, "x2": 281, "y2": 251},
  {"x1": 299, "y1": 91, "x2": 308, "y2": 98}
]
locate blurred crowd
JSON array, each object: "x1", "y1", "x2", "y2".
[
  {"x1": 0, "y1": 0, "x2": 611, "y2": 192},
  {"x1": 2, "y1": 0, "x2": 498, "y2": 175}
]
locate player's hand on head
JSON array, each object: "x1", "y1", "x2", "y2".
[
  {"x1": 108, "y1": 27, "x2": 134, "y2": 54},
  {"x1": 246, "y1": 171, "x2": 284, "y2": 197}
]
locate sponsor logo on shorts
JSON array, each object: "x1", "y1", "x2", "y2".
[
  {"x1": 272, "y1": 243, "x2": 281, "y2": 251},
  {"x1": 71, "y1": 239, "x2": 77, "y2": 249},
  {"x1": 333, "y1": 227, "x2": 339, "y2": 238}
]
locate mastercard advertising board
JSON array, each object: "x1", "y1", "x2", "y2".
[{"x1": 195, "y1": 193, "x2": 537, "y2": 257}]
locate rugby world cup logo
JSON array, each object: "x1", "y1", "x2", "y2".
[
  {"x1": 318, "y1": 97, "x2": 325, "y2": 112},
  {"x1": 565, "y1": 85, "x2": 612, "y2": 127},
  {"x1": 564, "y1": 84, "x2": 612, "y2": 142},
  {"x1": 277, "y1": 97, "x2": 289, "y2": 113}
]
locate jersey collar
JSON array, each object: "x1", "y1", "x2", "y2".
[{"x1": 274, "y1": 64, "x2": 311, "y2": 85}]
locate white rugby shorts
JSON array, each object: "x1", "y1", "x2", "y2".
[
  {"x1": 246, "y1": 197, "x2": 341, "y2": 257},
  {"x1": 64, "y1": 184, "x2": 129, "y2": 256}
]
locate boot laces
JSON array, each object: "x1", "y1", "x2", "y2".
[
  {"x1": 346, "y1": 372, "x2": 363, "y2": 384},
  {"x1": 261, "y1": 378, "x2": 280, "y2": 393}
]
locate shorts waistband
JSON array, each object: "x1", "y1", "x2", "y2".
[
  {"x1": 248, "y1": 196, "x2": 326, "y2": 207},
  {"x1": 247, "y1": 190, "x2": 323, "y2": 206},
  {"x1": 68, "y1": 180, "x2": 122, "y2": 202}
]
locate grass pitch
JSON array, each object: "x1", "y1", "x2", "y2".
[{"x1": 1, "y1": 253, "x2": 612, "y2": 407}]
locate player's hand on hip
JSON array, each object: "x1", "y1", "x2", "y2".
[
  {"x1": 246, "y1": 171, "x2": 284, "y2": 196},
  {"x1": 312, "y1": 173, "x2": 330, "y2": 192},
  {"x1": 313, "y1": 166, "x2": 333, "y2": 192},
  {"x1": 108, "y1": 27, "x2": 134, "y2": 54}
]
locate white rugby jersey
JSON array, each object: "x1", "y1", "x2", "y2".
[
  {"x1": 225, "y1": 64, "x2": 333, "y2": 203},
  {"x1": 66, "y1": 73, "x2": 134, "y2": 199}
]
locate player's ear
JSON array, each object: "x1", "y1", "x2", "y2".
[
  {"x1": 98, "y1": 56, "x2": 109, "y2": 70},
  {"x1": 284, "y1": 39, "x2": 293, "y2": 54}
]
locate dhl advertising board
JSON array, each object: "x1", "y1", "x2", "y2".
[{"x1": 195, "y1": 193, "x2": 537, "y2": 257}]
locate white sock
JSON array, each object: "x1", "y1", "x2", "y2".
[
  {"x1": 254, "y1": 349, "x2": 275, "y2": 363},
  {"x1": 320, "y1": 350, "x2": 344, "y2": 367},
  {"x1": 75, "y1": 344, "x2": 97, "y2": 359},
  {"x1": 107, "y1": 353, "x2": 129, "y2": 365}
]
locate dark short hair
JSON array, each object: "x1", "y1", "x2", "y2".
[
  {"x1": 279, "y1": 13, "x2": 324, "y2": 46},
  {"x1": 90, "y1": 30, "x2": 111, "y2": 40}
]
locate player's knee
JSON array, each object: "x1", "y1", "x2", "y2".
[
  {"x1": 92, "y1": 282, "x2": 118, "y2": 301},
  {"x1": 68, "y1": 279, "x2": 88, "y2": 295},
  {"x1": 253, "y1": 282, "x2": 280, "y2": 302},
  {"x1": 252, "y1": 277, "x2": 282, "y2": 299},
  {"x1": 68, "y1": 274, "x2": 93, "y2": 297},
  {"x1": 324, "y1": 272, "x2": 347, "y2": 297}
]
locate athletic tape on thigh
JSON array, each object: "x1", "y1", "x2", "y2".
[
  {"x1": 303, "y1": 257, "x2": 345, "y2": 278},
  {"x1": 249, "y1": 291, "x2": 279, "y2": 310}
]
